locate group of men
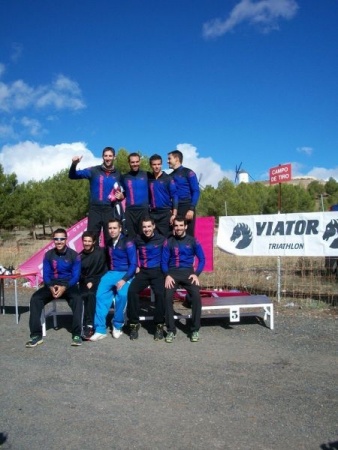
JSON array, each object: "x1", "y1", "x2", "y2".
[{"x1": 26, "y1": 147, "x2": 205, "y2": 347}]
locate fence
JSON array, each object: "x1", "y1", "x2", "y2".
[
  {"x1": 0, "y1": 239, "x2": 337, "y2": 307},
  {"x1": 200, "y1": 247, "x2": 338, "y2": 306}
]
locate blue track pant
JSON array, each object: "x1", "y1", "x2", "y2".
[{"x1": 94, "y1": 271, "x2": 131, "y2": 333}]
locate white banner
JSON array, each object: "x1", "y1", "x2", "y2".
[{"x1": 217, "y1": 212, "x2": 338, "y2": 256}]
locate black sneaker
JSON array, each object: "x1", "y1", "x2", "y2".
[
  {"x1": 25, "y1": 336, "x2": 43, "y2": 348},
  {"x1": 165, "y1": 331, "x2": 176, "y2": 343},
  {"x1": 129, "y1": 323, "x2": 140, "y2": 340},
  {"x1": 82, "y1": 326, "x2": 94, "y2": 341},
  {"x1": 71, "y1": 335, "x2": 82, "y2": 346},
  {"x1": 154, "y1": 324, "x2": 164, "y2": 341}
]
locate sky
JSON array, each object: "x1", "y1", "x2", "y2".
[{"x1": 0, "y1": 0, "x2": 338, "y2": 187}]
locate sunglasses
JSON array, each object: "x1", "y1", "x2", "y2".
[{"x1": 53, "y1": 237, "x2": 66, "y2": 241}]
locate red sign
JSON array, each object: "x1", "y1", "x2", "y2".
[{"x1": 269, "y1": 163, "x2": 292, "y2": 185}]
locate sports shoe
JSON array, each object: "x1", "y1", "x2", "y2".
[
  {"x1": 112, "y1": 327, "x2": 123, "y2": 339},
  {"x1": 154, "y1": 324, "x2": 164, "y2": 341},
  {"x1": 89, "y1": 332, "x2": 107, "y2": 342},
  {"x1": 129, "y1": 323, "x2": 140, "y2": 340},
  {"x1": 82, "y1": 326, "x2": 94, "y2": 341},
  {"x1": 190, "y1": 331, "x2": 199, "y2": 342},
  {"x1": 71, "y1": 335, "x2": 82, "y2": 346},
  {"x1": 165, "y1": 331, "x2": 176, "y2": 343},
  {"x1": 25, "y1": 336, "x2": 43, "y2": 348}
]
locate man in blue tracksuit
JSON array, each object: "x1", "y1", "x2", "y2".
[
  {"x1": 167, "y1": 149, "x2": 200, "y2": 236},
  {"x1": 25, "y1": 228, "x2": 83, "y2": 347},
  {"x1": 90, "y1": 219, "x2": 137, "y2": 341},
  {"x1": 121, "y1": 153, "x2": 149, "y2": 239},
  {"x1": 127, "y1": 217, "x2": 166, "y2": 341},
  {"x1": 161, "y1": 217, "x2": 205, "y2": 343},
  {"x1": 69, "y1": 146, "x2": 124, "y2": 244},
  {"x1": 148, "y1": 154, "x2": 178, "y2": 237}
]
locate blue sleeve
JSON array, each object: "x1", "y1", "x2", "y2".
[
  {"x1": 68, "y1": 254, "x2": 81, "y2": 287},
  {"x1": 122, "y1": 241, "x2": 137, "y2": 282},
  {"x1": 194, "y1": 240, "x2": 205, "y2": 276},
  {"x1": 188, "y1": 171, "x2": 200, "y2": 210},
  {"x1": 169, "y1": 178, "x2": 178, "y2": 210},
  {"x1": 69, "y1": 164, "x2": 92, "y2": 180},
  {"x1": 160, "y1": 239, "x2": 170, "y2": 275},
  {"x1": 43, "y1": 255, "x2": 53, "y2": 286}
]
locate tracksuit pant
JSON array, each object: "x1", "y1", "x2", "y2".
[
  {"x1": 124, "y1": 207, "x2": 149, "y2": 239},
  {"x1": 94, "y1": 271, "x2": 131, "y2": 333},
  {"x1": 29, "y1": 285, "x2": 83, "y2": 338},
  {"x1": 127, "y1": 268, "x2": 165, "y2": 325},
  {"x1": 178, "y1": 203, "x2": 196, "y2": 237},
  {"x1": 80, "y1": 283, "x2": 99, "y2": 327},
  {"x1": 88, "y1": 204, "x2": 125, "y2": 245},
  {"x1": 149, "y1": 209, "x2": 172, "y2": 237},
  {"x1": 165, "y1": 268, "x2": 201, "y2": 333}
]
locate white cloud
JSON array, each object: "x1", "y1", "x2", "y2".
[
  {"x1": 0, "y1": 122, "x2": 16, "y2": 140},
  {"x1": 203, "y1": 0, "x2": 299, "y2": 39},
  {"x1": 282, "y1": 161, "x2": 338, "y2": 182},
  {"x1": 0, "y1": 141, "x2": 230, "y2": 187},
  {"x1": 306, "y1": 166, "x2": 338, "y2": 182},
  {"x1": 1, "y1": 140, "x2": 337, "y2": 187},
  {"x1": 20, "y1": 117, "x2": 45, "y2": 136},
  {"x1": 297, "y1": 146, "x2": 313, "y2": 156},
  {"x1": 0, "y1": 141, "x2": 101, "y2": 182},
  {"x1": 0, "y1": 73, "x2": 86, "y2": 113},
  {"x1": 176, "y1": 143, "x2": 232, "y2": 187}
]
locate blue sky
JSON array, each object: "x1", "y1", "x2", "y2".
[{"x1": 0, "y1": 0, "x2": 337, "y2": 187}]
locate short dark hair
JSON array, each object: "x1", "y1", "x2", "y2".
[
  {"x1": 102, "y1": 146, "x2": 115, "y2": 157},
  {"x1": 168, "y1": 150, "x2": 183, "y2": 163},
  {"x1": 174, "y1": 216, "x2": 187, "y2": 225},
  {"x1": 141, "y1": 216, "x2": 155, "y2": 226},
  {"x1": 128, "y1": 152, "x2": 140, "y2": 162},
  {"x1": 149, "y1": 154, "x2": 162, "y2": 164},
  {"x1": 53, "y1": 228, "x2": 67, "y2": 238},
  {"x1": 82, "y1": 231, "x2": 96, "y2": 242},
  {"x1": 108, "y1": 218, "x2": 122, "y2": 228}
]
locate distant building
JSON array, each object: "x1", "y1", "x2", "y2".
[{"x1": 238, "y1": 170, "x2": 249, "y2": 184}]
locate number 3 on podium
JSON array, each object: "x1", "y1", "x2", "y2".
[{"x1": 230, "y1": 306, "x2": 240, "y2": 322}]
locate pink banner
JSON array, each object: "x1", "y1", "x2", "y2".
[
  {"x1": 19, "y1": 216, "x2": 214, "y2": 286},
  {"x1": 195, "y1": 216, "x2": 214, "y2": 272}
]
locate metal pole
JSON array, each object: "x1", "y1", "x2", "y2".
[{"x1": 277, "y1": 191, "x2": 281, "y2": 303}]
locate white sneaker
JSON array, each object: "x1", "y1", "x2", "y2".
[
  {"x1": 89, "y1": 332, "x2": 107, "y2": 342},
  {"x1": 112, "y1": 327, "x2": 123, "y2": 339}
]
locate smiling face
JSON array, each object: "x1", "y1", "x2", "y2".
[
  {"x1": 108, "y1": 221, "x2": 122, "y2": 240},
  {"x1": 129, "y1": 155, "x2": 141, "y2": 172},
  {"x1": 167, "y1": 153, "x2": 180, "y2": 170},
  {"x1": 102, "y1": 149, "x2": 115, "y2": 168},
  {"x1": 142, "y1": 220, "x2": 155, "y2": 238},
  {"x1": 150, "y1": 159, "x2": 162, "y2": 176},
  {"x1": 53, "y1": 232, "x2": 67, "y2": 251},
  {"x1": 82, "y1": 236, "x2": 95, "y2": 252},
  {"x1": 173, "y1": 219, "x2": 187, "y2": 237}
]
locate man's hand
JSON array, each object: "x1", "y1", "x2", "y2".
[
  {"x1": 86, "y1": 282, "x2": 93, "y2": 289},
  {"x1": 51, "y1": 285, "x2": 66, "y2": 298},
  {"x1": 165, "y1": 275, "x2": 176, "y2": 289},
  {"x1": 72, "y1": 155, "x2": 83, "y2": 164},
  {"x1": 116, "y1": 280, "x2": 126, "y2": 291},
  {"x1": 185, "y1": 210, "x2": 194, "y2": 221},
  {"x1": 114, "y1": 190, "x2": 124, "y2": 200},
  {"x1": 188, "y1": 274, "x2": 200, "y2": 286}
]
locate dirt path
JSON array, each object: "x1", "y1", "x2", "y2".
[{"x1": 0, "y1": 288, "x2": 337, "y2": 450}]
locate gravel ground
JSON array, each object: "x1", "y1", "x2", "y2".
[{"x1": 0, "y1": 287, "x2": 337, "y2": 450}]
